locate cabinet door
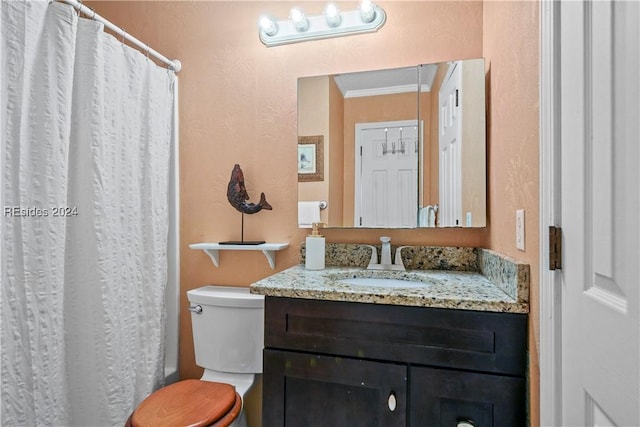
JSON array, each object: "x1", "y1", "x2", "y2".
[
  {"x1": 264, "y1": 349, "x2": 407, "y2": 427},
  {"x1": 409, "y1": 366, "x2": 526, "y2": 427}
]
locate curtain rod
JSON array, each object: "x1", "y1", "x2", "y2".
[{"x1": 56, "y1": 0, "x2": 181, "y2": 73}]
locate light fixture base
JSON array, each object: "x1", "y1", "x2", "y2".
[{"x1": 259, "y1": 6, "x2": 386, "y2": 47}]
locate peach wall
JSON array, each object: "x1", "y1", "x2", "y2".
[
  {"x1": 483, "y1": 2, "x2": 540, "y2": 426},
  {"x1": 428, "y1": 63, "x2": 449, "y2": 206},
  {"x1": 418, "y1": 91, "x2": 432, "y2": 206},
  {"x1": 328, "y1": 76, "x2": 345, "y2": 226},
  {"x1": 87, "y1": 1, "x2": 539, "y2": 425}
]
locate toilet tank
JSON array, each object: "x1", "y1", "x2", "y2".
[{"x1": 187, "y1": 286, "x2": 264, "y2": 374}]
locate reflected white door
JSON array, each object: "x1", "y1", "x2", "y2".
[
  {"x1": 439, "y1": 61, "x2": 462, "y2": 227},
  {"x1": 355, "y1": 120, "x2": 418, "y2": 228},
  {"x1": 560, "y1": 1, "x2": 639, "y2": 425}
]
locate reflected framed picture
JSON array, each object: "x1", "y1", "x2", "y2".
[{"x1": 298, "y1": 135, "x2": 323, "y2": 182}]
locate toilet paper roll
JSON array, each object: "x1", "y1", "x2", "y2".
[{"x1": 298, "y1": 201, "x2": 321, "y2": 228}]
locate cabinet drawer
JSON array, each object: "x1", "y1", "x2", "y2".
[
  {"x1": 409, "y1": 366, "x2": 526, "y2": 426},
  {"x1": 265, "y1": 297, "x2": 527, "y2": 375},
  {"x1": 264, "y1": 349, "x2": 407, "y2": 427}
]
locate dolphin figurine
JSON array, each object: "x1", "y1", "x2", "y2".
[{"x1": 226, "y1": 164, "x2": 272, "y2": 214}]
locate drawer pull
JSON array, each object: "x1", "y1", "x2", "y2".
[
  {"x1": 387, "y1": 392, "x2": 397, "y2": 411},
  {"x1": 457, "y1": 421, "x2": 474, "y2": 427}
]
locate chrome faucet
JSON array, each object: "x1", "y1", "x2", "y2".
[
  {"x1": 380, "y1": 236, "x2": 392, "y2": 265},
  {"x1": 365, "y1": 237, "x2": 407, "y2": 271}
]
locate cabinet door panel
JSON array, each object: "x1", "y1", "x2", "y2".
[
  {"x1": 264, "y1": 349, "x2": 407, "y2": 427},
  {"x1": 409, "y1": 366, "x2": 526, "y2": 427}
]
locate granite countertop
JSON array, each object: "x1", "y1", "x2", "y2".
[{"x1": 250, "y1": 259, "x2": 529, "y2": 314}]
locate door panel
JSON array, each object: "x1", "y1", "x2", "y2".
[{"x1": 560, "y1": 1, "x2": 639, "y2": 425}]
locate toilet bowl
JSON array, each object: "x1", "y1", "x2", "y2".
[{"x1": 125, "y1": 286, "x2": 264, "y2": 427}]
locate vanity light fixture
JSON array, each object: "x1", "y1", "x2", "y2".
[
  {"x1": 290, "y1": 8, "x2": 310, "y2": 32},
  {"x1": 359, "y1": 0, "x2": 376, "y2": 23},
  {"x1": 259, "y1": 15, "x2": 278, "y2": 37},
  {"x1": 324, "y1": 3, "x2": 342, "y2": 27},
  {"x1": 258, "y1": 0, "x2": 386, "y2": 47}
]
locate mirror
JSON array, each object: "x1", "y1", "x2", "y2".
[{"x1": 297, "y1": 58, "x2": 486, "y2": 229}]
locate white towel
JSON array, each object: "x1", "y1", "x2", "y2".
[
  {"x1": 418, "y1": 206, "x2": 428, "y2": 227},
  {"x1": 298, "y1": 201, "x2": 321, "y2": 228},
  {"x1": 419, "y1": 206, "x2": 436, "y2": 227}
]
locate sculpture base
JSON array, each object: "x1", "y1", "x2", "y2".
[{"x1": 218, "y1": 240, "x2": 265, "y2": 245}]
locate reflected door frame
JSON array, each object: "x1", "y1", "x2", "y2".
[{"x1": 438, "y1": 61, "x2": 463, "y2": 227}]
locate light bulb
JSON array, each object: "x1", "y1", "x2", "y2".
[
  {"x1": 289, "y1": 8, "x2": 309, "y2": 32},
  {"x1": 324, "y1": 3, "x2": 342, "y2": 27},
  {"x1": 259, "y1": 15, "x2": 278, "y2": 36},
  {"x1": 359, "y1": 0, "x2": 376, "y2": 23}
]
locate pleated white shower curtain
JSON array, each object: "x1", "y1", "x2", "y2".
[{"x1": 1, "y1": 1, "x2": 176, "y2": 425}]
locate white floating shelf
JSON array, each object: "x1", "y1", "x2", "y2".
[{"x1": 189, "y1": 242, "x2": 289, "y2": 269}]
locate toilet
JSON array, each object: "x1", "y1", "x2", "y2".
[{"x1": 125, "y1": 285, "x2": 264, "y2": 427}]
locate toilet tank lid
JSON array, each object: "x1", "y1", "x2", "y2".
[{"x1": 187, "y1": 286, "x2": 264, "y2": 308}]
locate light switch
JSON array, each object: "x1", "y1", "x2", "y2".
[{"x1": 516, "y1": 209, "x2": 525, "y2": 251}]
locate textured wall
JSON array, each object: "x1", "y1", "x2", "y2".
[
  {"x1": 483, "y1": 2, "x2": 540, "y2": 426},
  {"x1": 87, "y1": 1, "x2": 539, "y2": 424}
]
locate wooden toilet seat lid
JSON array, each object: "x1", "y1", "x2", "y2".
[{"x1": 131, "y1": 379, "x2": 239, "y2": 427}]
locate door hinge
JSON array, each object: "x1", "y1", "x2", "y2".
[{"x1": 549, "y1": 226, "x2": 562, "y2": 270}]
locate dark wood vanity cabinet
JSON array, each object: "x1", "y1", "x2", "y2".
[
  {"x1": 409, "y1": 366, "x2": 525, "y2": 426},
  {"x1": 264, "y1": 350, "x2": 407, "y2": 426},
  {"x1": 262, "y1": 297, "x2": 527, "y2": 427}
]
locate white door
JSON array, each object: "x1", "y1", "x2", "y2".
[
  {"x1": 355, "y1": 120, "x2": 418, "y2": 228},
  {"x1": 560, "y1": 1, "x2": 639, "y2": 425},
  {"x1": 439, "y1": 61, "x2": 463, "y2": 227}
]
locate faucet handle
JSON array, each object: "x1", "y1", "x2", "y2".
[
  {"x1": 362, "y1": 245, "x2": 378, "y2": 268},
  {"x1": 393, "y1": 246, "x2": 412, "y2": 270}
]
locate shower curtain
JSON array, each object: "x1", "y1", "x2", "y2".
[{"x1": 1, "y1": 1, "x2": 176, "y2": 426}]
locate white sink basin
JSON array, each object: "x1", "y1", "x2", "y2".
[{"x1": 337, "y1": 277, "x2": 426, "y2": 288}]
